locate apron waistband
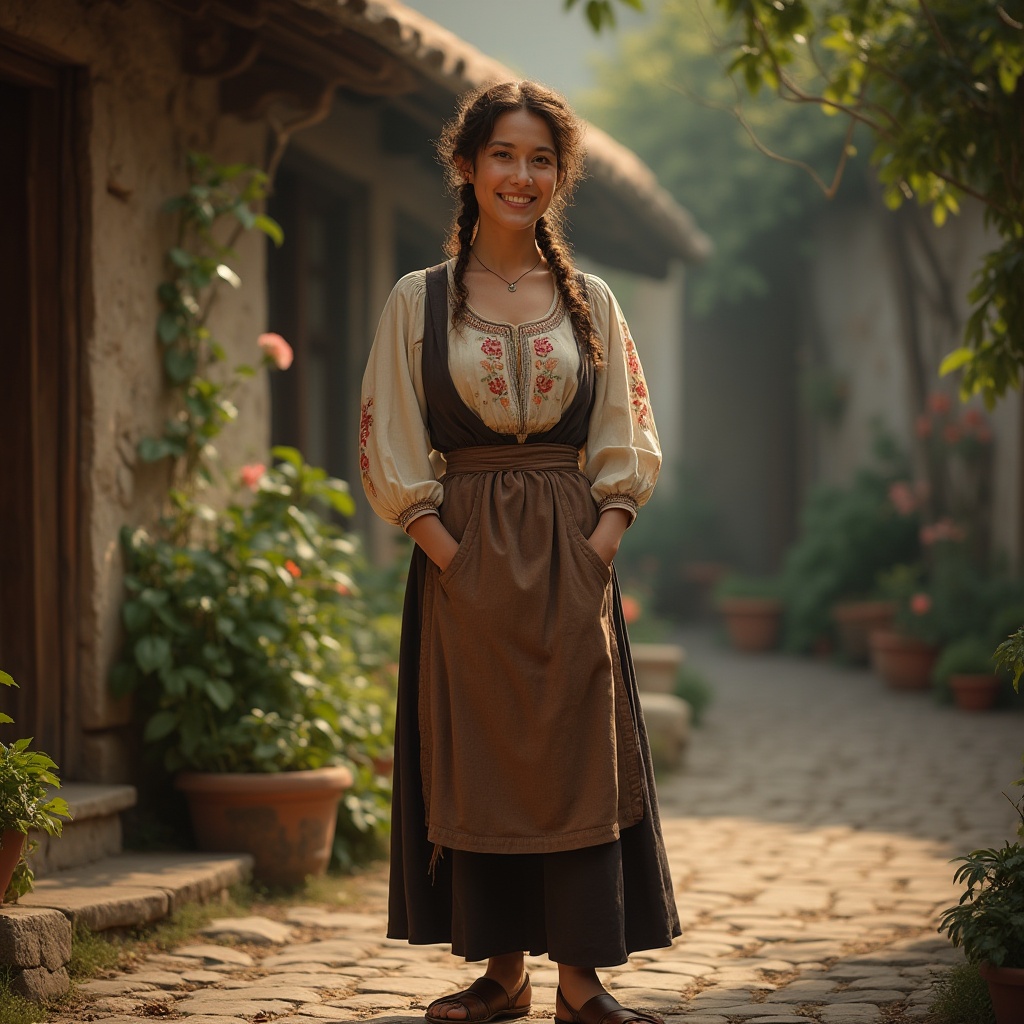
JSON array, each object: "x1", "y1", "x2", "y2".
[{"x1": 444, "y1": 443, "x2": 583, "y2": 475}]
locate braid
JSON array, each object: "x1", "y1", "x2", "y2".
[
  {"x1": 535, "y1": 217, "x2": 602, "y2": 367},
  {"x1": 446, "y1": 183, "x2": 478, "y2": 328}
]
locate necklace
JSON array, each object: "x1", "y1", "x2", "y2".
[{"x1": 472, "y1": 250, "x2": 542, "y2": 292}]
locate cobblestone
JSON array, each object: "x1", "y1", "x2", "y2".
[{"x1": 50, "y1": 628, "x2": 1024, "y2": 1023}]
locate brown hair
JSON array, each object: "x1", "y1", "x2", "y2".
[{"x1": 437, "y1": 80, "x2": 601, "y2": 365}]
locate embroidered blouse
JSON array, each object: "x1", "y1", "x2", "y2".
[{"x1": 359, "y1": 263, "x2": 661, "y2": 530}]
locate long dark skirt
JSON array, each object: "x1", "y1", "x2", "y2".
[{"x1": 387, "y1": 547, "x2": 680, "y2": 967}]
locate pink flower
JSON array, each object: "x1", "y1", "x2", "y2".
[
  {"x1": 240, "y1": 463, "x2": 265, "y2": 491},
  {"x1": 285, "y1": 559, "x2": 301, "y2": 578},
  {"x1": 621, "y1": 594, "x2": 642, "y2": 624},
  {"x1": 910, "y1": 593, "x2": 932, "y2": 615},
  {"x1": 888, "y1": 481, "x2": 916, "y2": 516},
  {"x1": 258, "y1": 332, "x2": 294, "y2": 370},
  {"x1": 533, "y1": 337, "x2": 553, "y2": 357},
  {"x1": 634, "y1": 380, "x2": 648, "y2": 399},
  {"x1": 928, "y1": 392, "x2": 952, "y2": 416},
  {"x1": 481, "y1": 337, "x2": 502, "y2": 357},
  {"x1": 535, "y1": 374, "x2": 554, "y2": 394},
  {"x1": 335, "y1": 582, "x2": 350, "y2": 596},
  {"x1": 963, "y1": 408, "x2": 985, "y2": 429},
  {"x1": 488, "y1": 377, "x2": 507, "y2": 396},
  {"x1": 914, "y1": 414, "x2": 933, "y2": 439},
  {"x1": 922, "y1": 518, "x2": 966, "y2": 546},
  {"x1": 627, "y1": 353, "x2": 641, "y2": 375}
]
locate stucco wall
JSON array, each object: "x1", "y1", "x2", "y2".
[
  {"x1": 805, "y1": 200, "x2": 1023, "y2": 567},
  {"x1": 2, "y1": 0, "x2": 270, "y2": 780}
]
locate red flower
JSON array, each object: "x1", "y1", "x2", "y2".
[
  {"x1": 963, "y1": 408, "x2": 985, "y2": 429},
  {"x1": 285, "y1": 559, "x2": 301, "y2": 578},
  {"x1": 910, "y1": 593, "x2": 932, "y2": 615},
  {"x1": 258, "y1": 332, "x2": 294, "y2": 370},
  {"x1": 359, "y1": 399, "x2": 374, "y2": 446},
  {"x1": 488, "y1": 377, "x2": 507, "y2": 396},
  {"x1": 634, "y1": 380, "x2": 648, "y2": 399},
  {"x1": 240, "y1": 463, "x2": 265, "y2": 491},
  {"x1": 914, "y1": 415, "x2": 932, "y2": 439},
  {"x1": 621, "y1": 594, "x2": 642, "y2": 625},
  {"x1": 533, "y1": 337, "x2": 554, "y2": 357},
  {"x1": 360, "y1": 453, "x2": 370, "y2": 471},
  {"x1": 535, "y1": 374, "x2": 554, "y2": 394},
  {"x1": 928, "y1": 392, "x2": 952, "y2": 415},
  {"x1": 335, "y1": 582, "x2": 350, "y2": 596},
  {"x1": 943, "y1": 423, "x2": 961, "y2": 445},
  {"x1": 627, "y1": 354, "x2": 641, "y2": 375},
  {"x1": 481, "y1": 337, "x2": 502, "y2": 357}
]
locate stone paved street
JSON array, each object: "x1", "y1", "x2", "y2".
[{"x1": 53, "y1": 628, "x2": 1024, "y2": 1024}]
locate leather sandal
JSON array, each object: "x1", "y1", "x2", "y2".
[
  {"x1": 554, "y1": 986, "x2": 664, "y2": 1024},
  {"x1": 424, "y1": 973, "x2": 531, "y2": 1024}
]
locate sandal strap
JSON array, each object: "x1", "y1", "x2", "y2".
[
  {"x1": 575, "y1": 992, "x2": 664, "y2": 1024},
  {"x1": 467, "y1": 976, "x2": 514, "y2": 1013},
  {"x1": 428, "y1": 974, "x2": 530, "y2": 1022}
]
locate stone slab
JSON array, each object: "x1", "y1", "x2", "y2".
[
  {"x1": 20, "y1": 851, "x2": 252, "y2": 930},
  {"x1": 172, "y1": 944, "x2": 255, "y2": 967},
  {"x1": 11, "y1": 965, "x2": 70, "y2": 1002},
  {"x1": 199, "y1": 915, "x2": 293, "y2": 944},
  {"x1": 0, "y1": 905, "x2": 71, "y2": 969}
]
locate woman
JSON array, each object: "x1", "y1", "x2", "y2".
[{"x1": 359, "y1": 80, "x2": 679, "y2": 1024}]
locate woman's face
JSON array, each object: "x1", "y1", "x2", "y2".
[{"x1": 461, "y1": 108, "x2": 560, "y2": 236}]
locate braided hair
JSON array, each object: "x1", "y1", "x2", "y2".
[{"x1": 437, "y1": 81, "x2": 602, "y2": 366}]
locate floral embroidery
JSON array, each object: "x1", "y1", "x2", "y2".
[
  {"x1": 479, "y1": 336, "x2": 510, "y2": 407},
  {"x1": 530, "y1": 338, "x2": 561, "y2": 406},
  {"x1": 622, "y1": 324, "x2": 651, "y2": 430},
  {"x1": 359, "y1": 398, "x2": 377, "y2": 497}
]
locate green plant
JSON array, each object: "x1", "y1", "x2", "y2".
[
  {"x1": 995, "y1": 625, "x2": 1024, "y2": 694},
  {"x1": 0, "y1": 967, "x2": 48, "y2": 1023},
  {"x1": 779, "y1": 433, "x2": 920, "y2": 652},
  {"x1": 111, "y1": 155, "x2": 398, "y2": 865},
  {"x1": 929, "y1": 961, "x2": 995, "y2": 1024},
  {"x1": 673, "y1": 666, "x2": 713, "y2": 726},
  {"x1": 940, "y1": 787, "x2": 1024, "y2": 968},
  {"x1": 0, "y1": 672, "x2": 70, "y2": 902},
  {"x1": 932, "y1": 636, "x2": 1000, "y2": 702}
]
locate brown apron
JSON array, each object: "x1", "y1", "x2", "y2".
[{"x1": 417, "y1": 267, "x2": 644, "y2": 856}]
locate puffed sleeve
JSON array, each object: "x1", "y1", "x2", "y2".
[
  {"x1": 583, "y1": 274, "x2": 662, "y2": 523},
  {"x1": 358, "y1": 271, "x2": 443, "y2": 531}
]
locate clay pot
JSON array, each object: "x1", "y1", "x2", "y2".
[
  {"x1": 717, "y1": 598, "x2": 783, "y2": 653},
  {"x1": 176, "y1": 766, "x2": 353, "y2": 887},
  {"x1": 949, "y1": 673, "x2": 1001, "y2": 712},
  {"x1": 868, "y1": 630, "x2": 939, "y2": 690},
  {"x1": 979, "y1": 963, "x2": 1024, "y2": 1024},
  {"x1": 831, "y1": 600, "x2": 896, "y2": 664},
  {"x1": 0, "y1": 830, "x2": 26, "y2": 903},
  {"x1": 631, "y1": 642, "x2": 686, "y2": 694}
]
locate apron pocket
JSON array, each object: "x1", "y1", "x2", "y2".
[
  {"x1": 438, "y1": 495, "x2": 482, "y2": 594},
  {"x1": 555, "y1": 481, "x2": 612, "y2": 587}
]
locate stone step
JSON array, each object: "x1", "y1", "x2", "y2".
[
  {"x1": 3, "y1": 850, "x2": 252, "y2": 1002},
  {"x1": 18, "y1": 850, "x2": 253, "y2": 931},
  {"x1": 29, "y1": 782, "x2": 137, "y2": 878}
]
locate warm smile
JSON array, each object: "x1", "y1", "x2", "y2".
[{"x1": 499, "y1": 193, "x2": 536, "y2": 206}]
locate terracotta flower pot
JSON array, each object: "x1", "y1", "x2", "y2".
[
  {"x1": 0, "y1": 830, "x2": 26, "y2": 903},
  {"x1": 631, "y1": 642, "x2": 686, "y2": 694},
  {"x1": 176, "y1": 765, "x2": 353, "y2": 887},
  {"x1": 868, "y1": 629, "x2": 939, "y2": 690},
  {"x1": 831, "y1": 600, "x2": 896, "y2": 664},
  {"x1": 979, "y1": 963, "x2": 1024, "y2": 1024},
  {"x1": 949, "y1": 673, "x2": 1001, "y2": 712},
  {"x1": 717, "y1": 597, "x2": 783, "y2": 653}
]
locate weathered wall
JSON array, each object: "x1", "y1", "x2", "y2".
[
  {"x1": 805, "y1": 200, "x2": 1023, "y2": 567},
  {"x1": 1, "y1": 0, "x2": 269, "y2": 780}
]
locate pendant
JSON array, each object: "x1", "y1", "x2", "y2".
[{"x1": 508, "y1": 283, "x2": 516, "y2": 292}]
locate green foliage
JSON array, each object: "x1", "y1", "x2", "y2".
[
  {"x1": 932, "y1": 635, "x2": 1000, "y2": 702},
  {"x1": 0, "y1": 967, "x2": 48, "y2": 1022},
  {"x1": 565, "y1": 0, "x2": 644, "y2": 32},
  {"x1": 583, "y1": 0, "x2": 853, "y2": 314},
  {"x1": 111, "y1": 449, "x2": 392, "y2": 777},
  {"x1": 674, "y1": 665, "x2": 713, "y2": 725},
  {"x1": 778, "y1": 438, "x2": 920, "y2": 652},
  {"x1": 147, "y1": 153, "x2": 283, "y2": 496},
  {"x1": 929, "y1": 961, "x2": 995, "y2": 1024},
  {"x1": 994, "y1": 625, "x2": 1024, "y2": 693},
  {"x1": 940, "y1": 790, "x2": 1024, "y2": 967},
  {"x1": 714, "y1": 573, "x2": 781, "y2": 600},
  {"x1": 0, "y1": 672, "x2": 71, "y2": 902},
  {"x1": 713, "y1": 0, "x2": 1024, "y2": 404}
]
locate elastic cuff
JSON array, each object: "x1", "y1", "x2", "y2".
[
  {"x1": 399, "y1": 502, "x2": 440, "y2": 531},
  {"x1": 597, "y1": 494, "x2": 640, "y2": 525}
]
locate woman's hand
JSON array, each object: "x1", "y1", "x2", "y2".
[
  {"x1": 587, "y1": 507, "x2": 631, "y2": 566},
  {"x1": 407, "y1": 514, "x2": 461, "y2": 572}
]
